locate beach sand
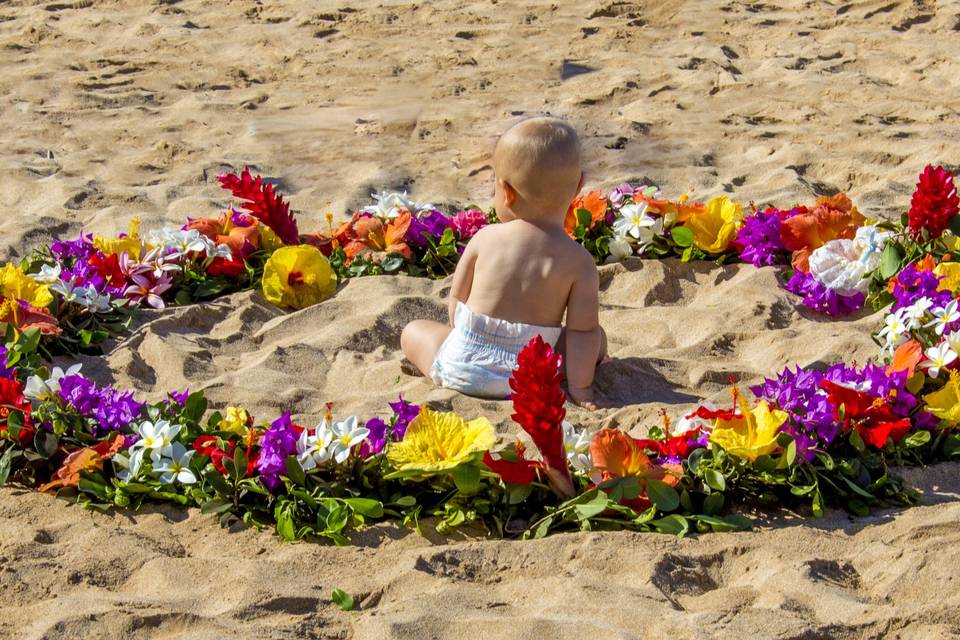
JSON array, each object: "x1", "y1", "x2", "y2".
[{"x1": 2, "y1": 0, "x2": 960, "y2": 638}]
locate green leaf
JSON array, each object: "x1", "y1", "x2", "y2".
[
  {"x1": 702, "y1": 491, "x2": 724, "y2": 516},
  {"x1": 702, "y1": 468, "x2": 726, "y2": 492},
  {"x1": 203, "y1": 469, "x2": 233, "y2": 496},
  {"x1": 0, "y1": 447, "x2": 17, "y2": 486},
  {"x1": 331, "y1": 588, "x2": 355, "y2": 611},
  {"x1": 903, "y1": 430, "x2": 931, "y2": 448},
  {"x1": 943, "y1": 434, "x2": 960, "y2": 458},
  {"x1": 391, "y1": 495, "x2": 417, "y2": 508},
  {"x1": 879, "y1": 243, "x2": 902, "y2": 279},
  {"x1": 451, "y1": 464, "x2": 481, "y2": 495},
  {"x1": 526, "y1": 515, "x2": 554, "y2": 539},
  {"x1": 381, "y1": 254, "x2": 405, "y2": 273},
  {"x1": 343, "y1": 498, "x2": 384, "y2": 518},
  {"x1": 284, "y1": 456, "x2": 306, "y2": 486},
  {"x1": 184, "y1": 392, "x2": 208, "y2": 423},
  {"x1": 949, "y1": 215, "x2": 960, "y2": 238},
  {"x1": 33, "y1": 430, "x2": 58, "y2": 459},
  {"x1": 276, "y1": 506, "x2": 297, "y2": 541},
  {"x1": 671, "y1": 225, "x2": 694, "y2": 247},
  {"x1": 200, "y1": 499, "x2": 234, "y2": 515},
  {"x1": 572, "y1": 490, "x2": 610, "y2": 520},
  {"x1": 651, "y1": 514, "x2": 690, "y2": 536},
  {"x1": 645, "y1": 479, "x2": 680, "y2": 512}
]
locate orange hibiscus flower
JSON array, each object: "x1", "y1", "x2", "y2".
[
  {"x1": 590, "y1": 428, "x2": 678, "y2": 511},
  {"x1": 780, "y1": 193, "x2": 865, "y2": 272},
  {"x1": 187, "y1": 213, "x2": 261, "y2": 258},
  {"x1": 564, "y1": 191, "x2": 608, "y2": 237},
  {"x1": 342, "y1": 212, "x2": 413, "y2": 264}
]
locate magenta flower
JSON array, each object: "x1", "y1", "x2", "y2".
[
  {"x1": 125, "y1": 272, "x2": 173, "y2": 309},
  {"x1": 450, "y1": 209, "x2": 488, "y2": 241}
]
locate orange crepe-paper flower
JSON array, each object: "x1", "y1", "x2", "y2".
[
  {"x1": 780, "y1": 193, "x2": 865, "y2": 272},
  {"x1": 187, "y1": 213, "x2": 260, "y2": 258},
  {"x1": 564, "y1": 191, "x2": 608, "y2": 237},
  {"x1": 39, "y1": 434, "x2": 125, "y2": 493}
]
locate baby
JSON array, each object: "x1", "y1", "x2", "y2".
[{"x1": 401, "y1": 117, "x2": 606, "y2": 408}]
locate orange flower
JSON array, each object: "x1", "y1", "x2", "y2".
[
  {"x1": 564, "y1": 191, "x2": 608, "y2": 237},
  {"x1": 0, "y1": 299, "x2": 60, "y2": 336},
  {"x1": 187, "y1": 213, "x2": 261, "y2": 257},
  {"x1": 889, "y1": 340, "x2": 923, "y2": 378},
  {"x1": 343, "y1": 212, "x2": 413, "y2": 263},
  {"x1": 39, "y1": 434, "x2": 125, "y2": 493},
  {"x1": 590, "y1": 429, "x2": 677, "y2": 511},
  {"x1": 780, "y1": 193, "x2": 865, "y2": 272}
]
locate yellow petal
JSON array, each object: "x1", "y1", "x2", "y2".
[
  {"x1": 923, "y1": 372, "x2": 960, "y2": 426},
  {"x1": 0, "y1": 264, "x2": 53, "y2": 308},
  {"x1": 261, "y1": 245, "x2": 337, "y2": 309},
  {"x1": 709, "y1": 400, "x2": 786, "y2": 461},
  {"x1": 934, "y1": 262, "x2": 960, "y2": 293},
  {"x1": 685, "y1": 195, "x2": 744, "y2": 254},
  {"x1": 387, "y1": 407, "x2": 495, "y2": 474}
]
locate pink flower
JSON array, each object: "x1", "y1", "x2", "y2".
[
  {"x1": 124, "y1": 273, "x2": 172, "y2": 309},
  {"x1": 451, "y1": 209, "x2": 488, "y2": 241}
]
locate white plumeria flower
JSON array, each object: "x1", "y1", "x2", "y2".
[
  {"x1": 903, "y1": 297, "x2": 934, "y2": 330},
  {"x1": 607, "y1": 235, "x2": 634, "y2": 261},
  {"x1": 561, "y1": 421, "x2": 592, "y2": 472},
  {"x1": 149, "y1": 228, "x2": 217, "y2": 256},
  {"x1": 50, "y1": 277, "x2": 83, "y2": 304},
  {"x1": 153, "y1": 443, "x2": 197, "y2": 485},
  {"x1": 877, "y1": 309, "x2": 909, "y2": 353},
  {"x1": 613, "y1": 202, "x2": 657, "y2": 241},
  {"x1": 79, "y1": 285, "x2": 113, "y2": 313},
  {"x1": 114, "y1": 450, "x2": 144, "y2": 482},
  {"x1": 945, "y1": 330, "x2": 960, "y2": 355},
  {"x1": 211, "y1": 243, "x2": 233, "y2": 259},
  {"x1": 31, "y1": 264, "x2": 62, "y2": 284},
  {"x1": 24, "y1": 364, "x2": 83, "y2": 400},
  {"x1": 129, "y1": 420, "x2": 181, "y2": 460},
  {"x1": 673, "y1": 403, "x2": 716, "y2": 435},
  {"x1": 361, "y1": 191, "x2": 431, "y2": 220},
  {"x1": 328, "y1": 416, "x2": 369, "y2": 464},
  {"x1": 296, "y1": 421, "x2": 334, "y2": 471},
  {"x1": 920, "y1": 342, "x2": 958, "y2": 379},
  {"x1": 926, "y1": 300, "x2": 960, "y2": 336}
]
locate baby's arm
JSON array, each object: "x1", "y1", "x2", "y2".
[
  {"x1": 565, "y1": 259, "x2": 602, "y2": 409},
  {"x1": 447, "y1": 235, "x2": 479, "y2": 325}
]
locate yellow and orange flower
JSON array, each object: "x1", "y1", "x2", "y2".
[
  {"x1": 342, "y1": 211, "x2": 413, "y2": 263},
  {"x1": 678, "y1": 195, "x2": 744, "y2": 254}
]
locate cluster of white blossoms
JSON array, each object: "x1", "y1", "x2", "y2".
[
  {"x1": 116, "y1": 420, "x2": 197, "y2": 485},
  {"x1": 879, "y1": 296, "x2": 960, "y2": 378}
]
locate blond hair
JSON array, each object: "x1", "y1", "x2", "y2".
[{"x1": 494, "y1": 117, "x2": 582, "y2": 212}]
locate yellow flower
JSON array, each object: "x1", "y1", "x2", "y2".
[
  {"x1": 682, "y1": 195, "x2": 744, "y2": 254},
  {"x1": 0, "y1": 263, "x2": 52, "y2": 308},
  {"x1": 934, "y1": 261, "x2": 960, "y2": 293},
  {"x1": 259, "y1": 225, "x2": 284, "y2": 253},
  {"x1": 219, "y1": 406, "x2": 251, "y2": 435},
  {"x1": 709, "y1": 399, "x2": 787, "y2": 461},
  {"x1": 261, "y1": 245, "x2": 337, "y2": 309},
  {"x1": 923, "y1": 371, "x2": 960, "y2": 426},
  {"x1": 93, "y1": 218, "x2": 142, "y2": 259},
  {"x1": 387, "y1": 407, "x2": 496, "y2": 474}
]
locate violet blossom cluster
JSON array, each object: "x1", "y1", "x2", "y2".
[
  {"x1": 736, "y1": 207, "x2": 800, "y2": 268},
  {"x1": 57, "y1": 375, "x2": 145, "y2": 436},
  {"x1": 359, "y1": 395, "x2": 420, "y2": 457},
  {"x1": 784, "y1": 270, "x2": 866, "y2": 317},
  {"x1": 255, "y1": 411, "x2": 299, "y2": 491},
  {"x1": 890, "y1": 263, "x2": 953, "y2": 311}
]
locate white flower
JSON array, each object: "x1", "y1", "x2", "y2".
[
  {"x1": 50, "y1": 277, "x2": 83, "y2": 305},
  {"x1": 24, "y1": 364, "x2": 83, "y2": 400},
  {"x1": 903, "y1": 297, "x2": 934, "y2": 329},
  {"x1": 211, "y1": 243, "x2": 233, "y2": 260},
  {"x1": 561, "y1": 421, "x2": 592, "y2": 472},
  {"x1": 328, "y1": 416, "x2": 369, "y2": 464},
  {"x1": 612, "y1": 202, "x2": 657, "y2": 241},
  {"x1": 807, "y1": 225, "x2": 892, "y2": 296},
  {"x1": 137, "y1": 246, "x2": 184, "y2": 278},
  {"x1": 148, "y1": 228, "x2": 216, "y2": 257},
  {"x1": 673, "y1": 403, "x2": 715, "y2": 435},
  {"x1": 926, "y1": 300, "x2": 960, "y2": 336},
  {"x1": 152, "y1": 443, "x2": 197, "y2": 485},
  {"x1": 361, "y1": 191, "x2": 431, "y2": 220},
  {"x1": 31, "y1": 264, "x2": 62, "y2": 284},
  {"x1": 129, "y1": 420, "x2": 181, "y2": 460},
  {"x1": 79, "y1": 285, "x2": 113, "y2": 313},
  {"x1": 114, "y1": 450, "x2": 144, "y2": 482},
  {"x1": 607, "y1": 236, "x2": 634, "y2": 261},
  {"x1": 296, "y1": 421, "x2": 334, "y2": 471},
  {"x1": 945, "y1": 330, "x2": 960, "y2": 355},
  {"x1": 920, "y1": 342, "x2": 958, "y2": 379},
  {"x1": 877, "y1": 309, "x2": 909, "y2": 352}
]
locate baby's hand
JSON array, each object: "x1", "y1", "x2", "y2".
[{"x1": 568, "y1": 384, "x2": 598, "y2": 411}]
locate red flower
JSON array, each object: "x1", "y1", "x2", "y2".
[
  {"x1": 193, "y1": 435, "x2": 257, "y2": 477},
  {"x1": 507, "y1": 336, "x2": 575, "y2": 498},
  {"x1": 483, "y1": 440, "x2": 538, "y2": 486},
  {"x1": 88, "y1": 252, "x2": 126, "y2": 288},
  {"x1": 0, "y1": 377, "x2": 33, "y2": 445},
  {"x1": 908, "y1": 165, "x2": 959, "y2": 240},
  {"x1": 219, "y1": 168, "x2": 300, "y2": 245},
  {"x1": 207, "y1": 257, "x2": 245, "y2": 279},
  {"x1": 634, "y1": 430, "x2": 699, "y2": 461},
  {"x1": 820, "y1": 380, "x2": 912, "y2": 449}
]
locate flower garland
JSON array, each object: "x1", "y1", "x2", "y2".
[{"x1": 0, "y1": 165, "x2": 956, "y2": 543}]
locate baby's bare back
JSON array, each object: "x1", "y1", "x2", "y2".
[{"x1": 463, "y1": 220, "x2": 594, "y2": 327}]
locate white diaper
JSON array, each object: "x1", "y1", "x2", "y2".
[{"x1": 430, "y1": 302, "x2": 563, "y2": 399}]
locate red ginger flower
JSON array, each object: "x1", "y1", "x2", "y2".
[
  {"x1": 218, "y1": 168, "x2": 300, "y2": 245},
  {"x1": 505, "y1": 336, "x2": 575, "y2": 498},
  {"x1": 908, "y1": 165, "x2": 959, "y2": 240},
  {"x1": 819, "y1": 380, "x2": 911, "y2": 449}
]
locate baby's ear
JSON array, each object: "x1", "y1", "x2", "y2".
[{"x1": 501, "y1": 179, "x2": 517, "y2": 207}]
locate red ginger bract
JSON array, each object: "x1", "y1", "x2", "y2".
[
  {"x1": 218, "y1": 168, "x2": 300, "y2": 245},
  {"x1": 908, "y1": 165, "x2": 959, "y2": 240},
  {"x1": 508, "y1": 336, "x2": 575, "y2": 498}
]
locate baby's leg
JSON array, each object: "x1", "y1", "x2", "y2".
[{"x1": 401, "y1": 320, "x2": 452, "y2": 378}]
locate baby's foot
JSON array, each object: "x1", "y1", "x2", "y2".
[{"x1": 568, "y1": 385, "x2": 598, "y2": 411}]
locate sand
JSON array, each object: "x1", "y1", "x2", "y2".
[{"x1": 2, "y1": 0, "x2": 960, "y2": 638}]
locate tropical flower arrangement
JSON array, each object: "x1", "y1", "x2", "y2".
[{"x1": 0, "y1": 164, "x2": 957, "y2": 544}]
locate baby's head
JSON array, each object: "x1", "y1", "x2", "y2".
[{"x1": 493, "y1": 117, "x2": 583, "y2": 224}]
